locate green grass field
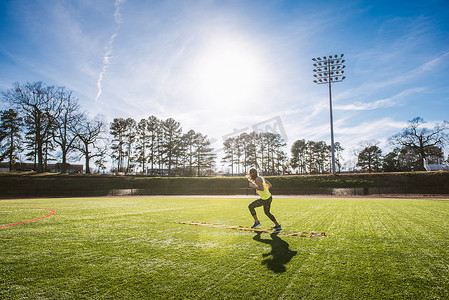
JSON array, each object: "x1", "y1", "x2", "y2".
[{"x1": 1, "y1": 196, "x2": 448, "y2": 299}]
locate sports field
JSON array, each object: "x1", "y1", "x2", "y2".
[{"x1": 1, "y1": 196, "x2": 448, "y2": 299}]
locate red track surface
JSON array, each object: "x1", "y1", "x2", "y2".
[{"x1": 0, "y1": 206, "x2": 55, "y2": 228}]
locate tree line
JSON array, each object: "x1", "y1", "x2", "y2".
[
  {"x1": 0, "y1": 81, "x2": 216, "y2": 175},
  {"x1": 1, "y1": 82, "x2": 448, "y2": 175},
  {"x1": 290, "y1": 140, "x2": 344, "y2": 174},
  {"x1": 221, "y1": 132, "x2": 288, "y2": 176},
  {"x1": 108, "y1": 116, "x2": 215, "y2": 176},
  {"x1": 287, "y1": 117, "x2": 448, "y2": 174},
  {"x1": 354, "y1": 117, "x2": 449, "y2": 173},
  {"x1": 1, "y1": 82, "x2": 105, "y2": 173}
]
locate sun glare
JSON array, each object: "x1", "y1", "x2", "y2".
[{"x1": 189, "y1": 35, "x2": 269, "y2": 112}]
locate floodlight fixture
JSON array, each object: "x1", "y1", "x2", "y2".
[{"x1": 311, "y1": 53, "x2": 347, "y2": 174}]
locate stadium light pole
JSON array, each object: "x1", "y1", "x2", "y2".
[{"x1": 312, "y1": 54, "x2": 346, "y2": 174}]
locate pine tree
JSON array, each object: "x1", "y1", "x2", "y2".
[{"x1": 0, "y1": 109, "x2": 23, "y2": 170}]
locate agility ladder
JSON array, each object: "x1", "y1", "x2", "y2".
[{"x1": 176, "y1": 221, "x2": 326, "y2": 238}]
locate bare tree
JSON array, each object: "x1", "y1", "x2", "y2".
[
  {"x1": 76, "y1": 115, "x2": 105, "y2": 174},
  {"x1": 389, "y1": 117, "x2": 449, "y2": 170},
  {"x1": 53, "y1": 90, "x2": 83, "y2": 173},
  {"x1": 94, "y1": 138, "x2": 110, "y2": 174},
  {"x1": 3, "y1": 82, "x2": 64, "y2": 173}
]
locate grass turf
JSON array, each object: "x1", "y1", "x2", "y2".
[{"x1": 0, "y1": 196, "x2": 448, "y2": 299}]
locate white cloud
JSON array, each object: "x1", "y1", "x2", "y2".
[
  {"x1": 335, "y1": 87, "x2": 425, "y2": 111},
  {"x1": 3, "y1": 0, "x2": 448, "y2": 169},
  {"x1": 96, "y1": 0, "x2": 125, "y2": 102},
  {"x1": 114, "y1": 0, "x2": 125, "y2": 23},
  {"x1": 96, "y1": 34, "x2": 117, "y2": 102},
  {"x1": 417, "y1": 51, "x2": 449, "y2": 72},
  {"x1": 337, "y1": 118, "x2": 406, "y2": 136}
]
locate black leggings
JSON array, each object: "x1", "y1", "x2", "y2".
[{"x1": 248, "y1": 196, "x2": 278, "y2": 223}]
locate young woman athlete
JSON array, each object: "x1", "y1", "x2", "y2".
[{"x1": 246, "y1": 168, "x2": 281, "y2": 230}]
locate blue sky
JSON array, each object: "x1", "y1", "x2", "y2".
[{"x1": 1, "y1": 0, "x2": 448, "y2": 169}]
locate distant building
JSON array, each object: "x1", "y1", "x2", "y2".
[
  {"x1": 424, "y1": 159, "x2": 449, "y2": 171},
  {"x1": 144, "y1": 168, "x2": 170, "y2": 176},
  {"x1": 0, "y1": 162, "x2": 83, "y2": 173}
]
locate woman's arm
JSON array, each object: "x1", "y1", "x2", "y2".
[{"x1": 264, "y1": 179, "x2": 272, "y2": 189}]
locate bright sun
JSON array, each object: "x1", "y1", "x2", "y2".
[{"x1": 189, "y1": 35, "x2": 269, "y2": 112}]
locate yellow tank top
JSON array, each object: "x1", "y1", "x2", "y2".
[{"x1": 257, "y1": 177, "x2": 271, "y2": 200}]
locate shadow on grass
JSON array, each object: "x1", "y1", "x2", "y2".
[{"x1": 253, "y1": 232, "x2": 297, "y2": 273}]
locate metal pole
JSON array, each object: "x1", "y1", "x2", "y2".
[
  {"x1": 328, "y1": 59, "x2": 336, "y2": 174},
  {"x1": 312, "y1": 54, "x2": 345, "y2": 175}
]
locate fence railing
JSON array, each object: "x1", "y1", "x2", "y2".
[{"x1": 2, "y1": 186, "x2": 448, "y2": 198}]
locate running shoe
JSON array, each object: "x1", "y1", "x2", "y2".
[
  {"x1": 251, "y1": 222, "x2": 261, "y2": 229},
  {"x1": 271, "y1": 224, "x2": 282, "y2": 230}
]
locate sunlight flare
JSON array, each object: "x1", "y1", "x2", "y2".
[{"x1": 189, "y1": 34, "x2": 270, "y2": 112}]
